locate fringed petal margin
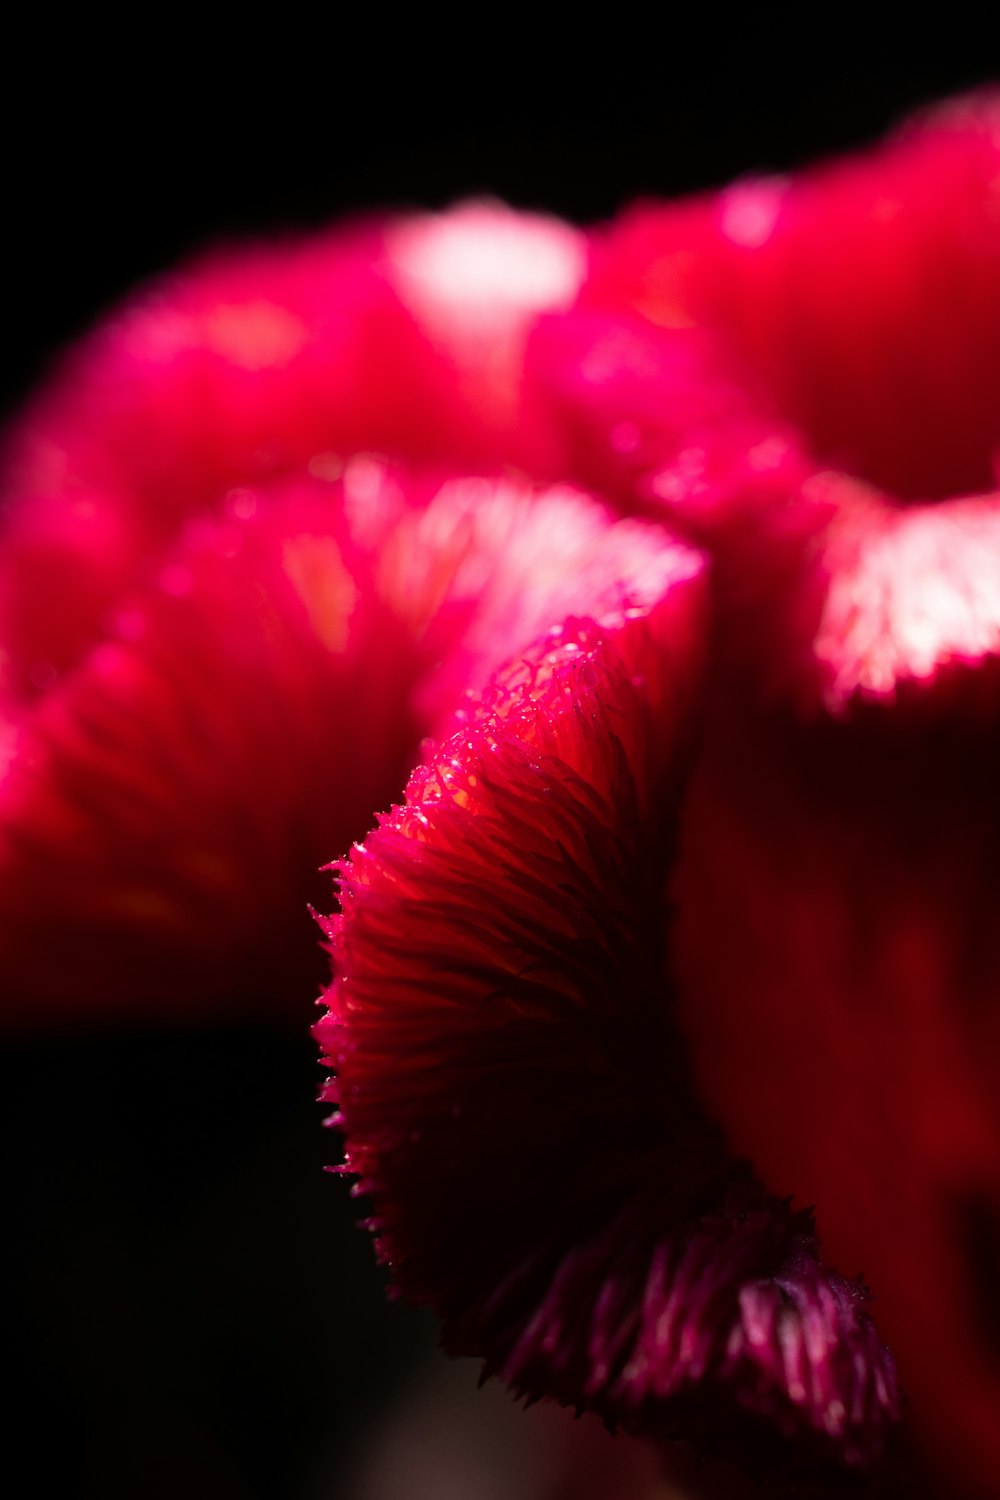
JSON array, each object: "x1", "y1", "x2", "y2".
[{"x1": 317, "y1": 577, "x2": 903, "y2": 1485}]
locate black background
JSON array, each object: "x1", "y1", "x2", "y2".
[
  {"x1": 4, "y1": 15, "x2": 999, "y2": 1499},
  {"x1": 6, "y1": 16, "x2": 996, "y2": 417}
]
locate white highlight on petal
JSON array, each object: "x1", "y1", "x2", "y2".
[
  {"x1": 815, "y1": 497, "x2": 1000, "y2": 702},
  {"x1": 719, "y1": 178, "x2": 788, "y2": 249},
  {"x1": 388, "y1": 200, "x2": 587, "y2": 339}
]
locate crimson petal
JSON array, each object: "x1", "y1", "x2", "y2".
[
  {"x1": 657, "y1": 94, "x2": 1000, "y2": 1496},
  {"x1": 317, "y1": 578, "x2": 902, "y2": 1480},
  {"x1": 0, "y1": 468, "x2": 685, "y2": 1026}
]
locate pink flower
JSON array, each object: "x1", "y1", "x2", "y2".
[
  {"x1": 0, "y1": 200, "x2": 672, "y2": 1027},
  {"x1": 316, "y1": 572, "x2": 903, "y2": 1483},
  {"x1": 585, "y1": 93, "x2": 1000, "y2": 1491},
  {"x1": 0, "y1": 203, "x2": 585, "y2": 706},
  {"x1": 316, "y1": 93, "x2": 1000, "y2": 1496},
  {"x1": 7, "y1": 89, "x2": 1000, "y2": 1497},
  {"x1": 3, "y1": 466, "x2": 686, "y2": 1023}
]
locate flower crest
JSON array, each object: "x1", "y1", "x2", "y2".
[{"x1": 5, "y1": 93, "x2": 1000, "y2": 1497}]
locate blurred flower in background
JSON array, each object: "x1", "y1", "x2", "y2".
[{"x1": 5, "y1": 37, "x2": 1000, "y2": 1500}]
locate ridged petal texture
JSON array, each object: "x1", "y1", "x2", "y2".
[
  {"x1": 9, "y1": 92, "x2": 1000, "y2": 1495},
  {"x1": 0, "y1": 464, "x2": 679, "y2": 1025},
  {"x1": 316, "y1": 558, "x2": 903, "y2": 1484}
]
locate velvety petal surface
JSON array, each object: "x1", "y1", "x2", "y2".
[
  {"x1": 0, "y1": 205, "x2": 585, "y2": 705},
  {"x1": 317, "y1": 566, "x2": 903, "y2": 1482},
  {"x1": 0, "y1": 466, "x2": 682, "y2": 1026}
]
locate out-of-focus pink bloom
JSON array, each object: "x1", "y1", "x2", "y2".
[
  {"x1": 529, "y1": 94, "x2": 1000, "y2": 543},
  {"x1": 0, "y1": 203, "x2": 585, "y2": 707},
  {"x1": 0, "y1": 455, "x2": 678, "y2": 1025},
  {"x1": 0, "y1": 200, "x2": 620, "y2": 1026}
]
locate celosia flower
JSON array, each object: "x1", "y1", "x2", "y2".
[
  {"x1": 9, "y1": 85, "x2": 1000, "y2": 1497},
  {"x1": 316, "y1": 94, "x2": 1000, "y2": 1497},
  {"x1": 316, "y1": 563, "x2": 903, "y2": 1484}
]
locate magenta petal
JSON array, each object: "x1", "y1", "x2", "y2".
[
  {"x1": 0, "y1": 467, "x2": 686, "y2": 1025},
  {"x1": 317, "y1": 586, "x2": 902, "y2": 1479},
  {"x1": 0, "y1": 205, "x2": 586, "y2": 703},
  {"x1": 653, "y1": 94, "x2": 1000, "y2": 1496}
]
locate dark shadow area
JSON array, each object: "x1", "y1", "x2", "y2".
[{"x1": 1, "y1": 1025, "x2": 434, "y2": 1498}]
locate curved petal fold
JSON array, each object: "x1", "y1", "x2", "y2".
[{"x1": 318, "y1": 584, "x2": 902, "y2": 1479}]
